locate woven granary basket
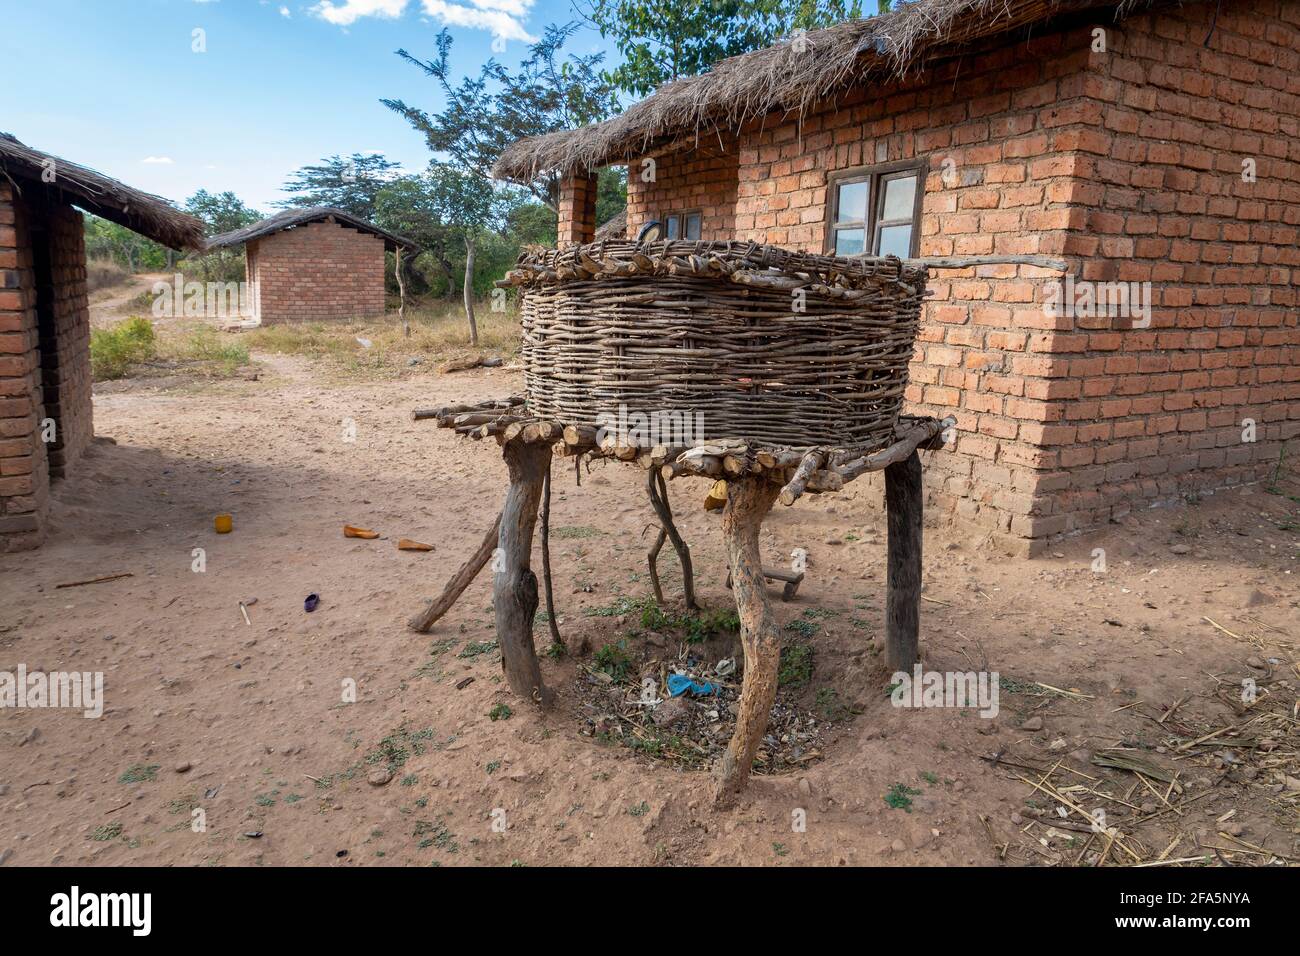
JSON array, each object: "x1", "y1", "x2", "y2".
[{"x1": 501, "y1": 240, "x2": 928, "y2": 454}]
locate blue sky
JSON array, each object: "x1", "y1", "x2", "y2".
[
  {"x1": 0, "y1": 0, "x2": 603, "y2": 210},
  {"x1": 0, "y1": 0, "x2": 887, "y2": 213}
]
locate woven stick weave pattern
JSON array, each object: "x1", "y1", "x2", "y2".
[{"x1": 507, "y1": 240, "x2": 928, "y2": 453}]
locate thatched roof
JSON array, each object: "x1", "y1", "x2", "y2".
[
  {"x1": 0, "y1": 133, "x2": 206, "y2": 250},
  {"x1": 206, "y1": 207, "x2": 417, "y2": 253},
  {"x1": 594, "y1": 207, "x2": 628, "y2": 241},
  {"x1": 494, "y1": 0, "x2": 1156, "y2": 183}
]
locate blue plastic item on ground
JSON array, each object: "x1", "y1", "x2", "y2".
[{"x1": 667, "y1": 673, "x2": 717, "y2": 697}]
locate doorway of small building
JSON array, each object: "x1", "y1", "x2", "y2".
[{"x1": 30, "y1": 221, "x2": 65, "y2": 481}]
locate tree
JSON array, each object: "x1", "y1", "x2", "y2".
[
  {"x1": 376, "y1": 164, "x2": 497, "y2": 344},
  {"x1": 382, "y1": 23, "x2": 617, "y2": 211},
  {"x1": 578, "y1": 0, "x2": 864, "y2": 96},
  {"x1": 182, "y1": 190, "x2": 262, "y2": 282},
  {"x1": 184, "y1": 189, "x2": 261, "y2": 235},
  {"x1": 83, "y1": 216, "x2": 169, "y2": 273},
  {"x1": 276, "y1": 153, "x2": 401, "y2": 220}
]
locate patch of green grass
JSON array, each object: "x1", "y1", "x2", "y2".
[
  {"x1": 488, "y1": 703, "x2": 513, "y2": 721},
  {"x1": 593, "y1": 639, "x2": 635, "y2": 682},
  {"x1": 772, "y1": 841, "x2": 790, "y2": 857},
  {"x1": 254, "y1": 792, "x2": 277, "y2": 807},
  {"x1": 784, "y1": 618, "x2": 819, "y2": 639},
  {"x1": 413, "y1": 819, "x2": 458, "y2": 853},
  {"x1": 161, "y1": 325, "x2": 250, "y2": 374},
  {"x1": 885, "y1": 782, "x2": 922, "y2": 812},
  {"x1": 90, "y1": 822, "x2": 124, "y2": 842},
  {"x1": 551, "y1": 525, "x2": 602, "y2": 539},
  {"x1": 459, "y1": 639, "x2": 499, "y2": 659},
  {"x1": 400, "y1": 774, "x2": 418, "y2": 787},
  {"x1": 814, "y1": 687, "x2": 851, "y2": 721},
  {"x1": 364, "y1": 726, "x2": 437, "y2": 772},
  {"x1": 628, "y1": 801, "x2": 650, "y2": 817},
  {"x1": 778, "y1": 644, "x2": 814, "y2": 688},
  {"x1": 485, "y1": 760, "x2": 501, "y2": 774},
  {"x1": 91, "y1": 316, "x2": 155, "y2": 380},
  {"x1": 583, "y1": 596, "x2": 647, "y2": 618},
  {"x1": 920, "y1": 771, "x2": 939, "y2": 785},
  {"x1": 118, "y1": 764, "x2": 160, "y2": 784}
]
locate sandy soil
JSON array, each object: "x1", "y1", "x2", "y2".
[{"x1": 1, "y1": 349, "x2": 1297, "y2": 867}]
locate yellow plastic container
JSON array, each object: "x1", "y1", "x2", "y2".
[{"x1": 214, "y1": 514, "x2": 233, "y2": 534}]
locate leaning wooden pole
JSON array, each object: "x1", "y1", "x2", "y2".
[
  {"x1": 884, "y1": 449, "x2": 923, "y2": 671},
  {"x1": 408, "y1": 512, "x2": 502, "y2": 633},
  {"x1": 539, "y1": 462, "x2": 564, "y2": 651},
  {"x1": 494, "y1": 439, "x2": 551, "y2": 705},
  {"x1": 713, "y1": 478, "x2": 782, "y2": 807}
]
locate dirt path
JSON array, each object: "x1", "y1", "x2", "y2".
[
  {"x1": 0, "y1": 355, "x2": 1295, "y2": 866},
  {"x1": 89, "y1": 272, "x2": 168, "y2": 327}
]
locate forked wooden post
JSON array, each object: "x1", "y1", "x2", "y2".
[
  {"x1": 494, "y1": 439, "x2": 551, "y2": 706},
  {"x1": 713, "y1": 477, "x2": 782, "y2": 807},
  {"x1": 884, "y1": 449, "x2": 923, "y2": 671}
]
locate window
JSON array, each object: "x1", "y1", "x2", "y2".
[
  {"x1": 662, "y1": 209, "x2": 702, "y2": 241},
  {"x1": 826, "y1": 162, "x2": 923, "y2": 258}
]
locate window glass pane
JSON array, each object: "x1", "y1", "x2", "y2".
[
  {"x1": 685, "y1": 213, "x2": 702, "y2": 240},
  {"x1": 664, "y1": 215, "x2": 679, "y2": 239},
  {"x1": 881, "y1": 175, "x2": 917, "y2": 222},
  {"x1": 834, "y1": 228, "x2": 865, "y2": 256},
  {"x1": 835, "y1": 180, "x2": 868, "y2": 222},
  {"x1": 876, "y1": 224, "x2": 912, "y2": 258}
]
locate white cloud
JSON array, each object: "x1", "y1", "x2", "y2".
[
  {"x1": 309, "y1": 0, "x2": 532, "y2": 40},
  {"x1": 142, "y1": 156, "x2": 175, "y2": 164},
  {"x1": 311, "y1": 0, "x2": 407, "y2": 26},
  {"x1": 420, "y1": 0, "x2": 535, "y2": 41},
  {"x1": 280, "y1": 5, "x2": 291, "y2": 16}
]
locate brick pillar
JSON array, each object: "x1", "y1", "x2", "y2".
[
  {"x1": 556, "y1": 171, "x2": 597, "y2": 246},
  {"x1": 0, "y1": 184, "x2": 49, "y2": 551},
  {"x1": 42, "y1": 204, "x2": 93, "y2": 478}
]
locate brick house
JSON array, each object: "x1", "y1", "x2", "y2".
[
  {"x1": 494, "y1": 0, "x2": 1300, "y2": 553},
  {"x1": 206, "y1": 208, "x2": 416, "y2": 325},
  {"x1": 0, "y1": 135, "x2": 206, "y2": 553}
]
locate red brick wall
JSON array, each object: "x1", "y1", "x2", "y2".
[
  {"x1": 248, "y1": 219, "x2": 387, "y2": 323},
  {"x1": 40, "y1": 203, "x2": 94, "y2": 479},
  {"x1": 557, "y1": 172, "x2": 597, "y2": 245},
  {"x1": 626, "y1": 133, "x2": 738, "y2": 240},
  {"x1": 1051, "y1": 0, "x2": 1300, "y2": 535},
  {"x1": 606, "y1": 0, "x2": 1299, "y2": 549},
  {"x1": 0, "y1": 186, "x2": 95, "y2": 552},
  {"x1": 0, "y1": 183, "x2": 47, "y2": 550}
]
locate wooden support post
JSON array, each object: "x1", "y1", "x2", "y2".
[
  {"x1": 884, "y1": 449, "x2": 923, "y2": 671},
  {"x1": 645, "y1": 468, "x2": 699, "y2": 611},
  {"x1": 408, "y1": 512, "x2": 502, "y2": 633},
  {"x1": 494, "y1": 440, "x2": 551, "y2": 705},
  {"x1": 713, "y1": 477, "x2": 781, "y2": 807}
]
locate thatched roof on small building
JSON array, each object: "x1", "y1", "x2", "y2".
[
  {"x1": 0, "y1": 133, "x2": 206, "y2": 251},
  {"x1": 206, "y1": 207, "x2": 418, "y2": 253},
  {"x1": 494, "y1": 0, "x2": 1156, "y2": 183},
  {"x1": 594, "y1": 208, "x2": 628, "y2": 241}
]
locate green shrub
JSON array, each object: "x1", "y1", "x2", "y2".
[{"x1": 91, "y1": 317, "x2": 156, "y2": 380}]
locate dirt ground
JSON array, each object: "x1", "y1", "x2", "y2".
[{"x1": 1, "y1": 333, "x2": 1297, "y2": 867}]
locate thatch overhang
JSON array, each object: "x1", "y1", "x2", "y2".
[
  {"x1": 206, "y1": 206, "x2": 418, "y2": 254},
  {"x1": 493, "y1": 0, "x2": 1159, "y2": 184},
  {"x1": 0, "y1": 133, "x2": 206, "y2": 251}
]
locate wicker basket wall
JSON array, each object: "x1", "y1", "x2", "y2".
[{"x1": 502, "y1": 240, "x2": 928, "y2": 454}]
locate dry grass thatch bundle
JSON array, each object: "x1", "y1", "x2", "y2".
[
  {"x1": 0, "y1": 133, "x2": 205, "y2": 250},
  {"x1": 493, "y1": 0, "x2": 1157, "y2": 183},
  {"x1": 501, "y1": 239, "x2": 928, "y2": 452}
]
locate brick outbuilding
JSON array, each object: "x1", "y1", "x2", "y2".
[
  {"x1": 0, "y1": 134, "x2": 206, "y2": 553},
  {"x1": 495, "y1": 0, "x2": 1300, "y2": 552},
  {"x1": 206, "y1": 208, "x2": 416, "y2": 325}
]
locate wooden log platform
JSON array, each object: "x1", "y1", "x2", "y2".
[{"x1": 411, "y1": 396, "x2": 950, "y2": 802}]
